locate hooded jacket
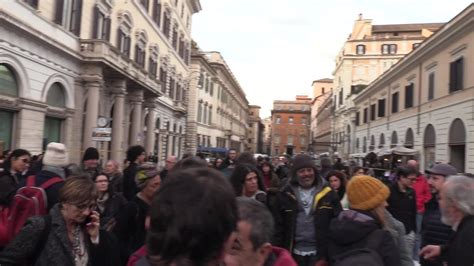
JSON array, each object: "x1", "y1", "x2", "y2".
[{"x1": 328, "y1": 209, "x2": 401, "y2": 266}]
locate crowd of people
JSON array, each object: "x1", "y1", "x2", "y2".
[{"x1": 0, "y1": 143, "x2": 473, "y2": 266}]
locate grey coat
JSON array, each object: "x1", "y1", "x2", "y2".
[
  {"x1": 384, "y1": 210, "x2": 414, "y2": 266},
  {"x1": 0, "y1": 204, "x2": 119, "y2": 266}
]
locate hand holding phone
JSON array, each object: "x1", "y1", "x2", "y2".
[{"x1": 85, "y1": 211, "x2": 100, "y2": 242}]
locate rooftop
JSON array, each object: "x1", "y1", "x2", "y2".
[{"x1": 371, "y1": 23, "x2": 444, "y2": 32}]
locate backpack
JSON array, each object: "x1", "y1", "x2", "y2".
[
  {"x1": 0, "y1": 175, "x2": 62, "y2": 247},
  {"x1": 332, "y1": 229, "x2": 385, "y2": 266}
]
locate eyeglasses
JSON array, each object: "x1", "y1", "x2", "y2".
[{"x1": 74, "y1": 202, "x2": 97, "y2": 211}]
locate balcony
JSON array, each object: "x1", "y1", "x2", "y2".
[
  {"x1": 80, "y1": 39, "x2": 162, "y2": 95},
  {"x1": 173, "y1": 101, "x2": 187, "y2": 117}
]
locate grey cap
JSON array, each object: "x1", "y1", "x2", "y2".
[{"x1": 425, "y1": 163, "x2": 458, "y2": 177}]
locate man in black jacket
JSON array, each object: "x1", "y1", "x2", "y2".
[
  {"x1": 268, "y1": 154, "x2": 342, "y2": 266},
  {"x1": 420, "y1": 163, "x2": 457, "y2": 266},
  {"x1": 419, "y1": 175, "x2": 474, "y2": 266},
  {"x1": 122, "y1": 145, "x2": 146, "y2": 201}
]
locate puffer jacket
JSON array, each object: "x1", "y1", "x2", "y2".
[
  {"x1": 328, "y1": 209, "x2": 401, "y2": 266},
  {"x1": 268, "y1": 181, "x2": 342, "y2": 261}
]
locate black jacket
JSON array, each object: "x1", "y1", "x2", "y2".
[
  {"x1": 0, "y1": 204, "x2": 120, "y2": 266},
  {"x1": 97, "y1": 192, "x2": 127, "y2": 231},
  {"x1": 420, "y1": 196, "x2": 453, "y2": 266},
  {"x1": 327, "y1": 209, "x2": 401, "y2": 266},
  {"x1": 440, "y1": 215, "x2": 474, "y2": 266},
  {"x1": 268, "y1": 182, "x2": 342, "y2": 261},
  {"x1": 0, "y1": 172, "x2": 18, "y2": 205},
  {"x1": 386, "y1": 183, "x2": 417, "y2": 234},
  {"x1": 123, "y1": 163, "x2": 139, "y2": 201}
]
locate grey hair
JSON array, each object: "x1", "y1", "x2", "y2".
[
  {"x1": 236, "y1": 197, "x2": 274, "y2": 251},
  {"x1": 444, "y1": 175, "x2": 474, "y2": 215}
]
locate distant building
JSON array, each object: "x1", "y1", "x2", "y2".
[
  {"x1": 262, "y1": 117, "x2": 272, "y2": 155},
  {"x1": 310, "y1": 78, "x2": 333, "y2": 154},
  {"x1": 271, "y1": 96, "x2": 311, "y2": 156},
  {"x1": 332, "y1": 14, "x2": 444, "y2": 158},
  {"x1": 187, "y1": 45, "x2": 249, "y2": 155},
  {"x1": 247, "y1": 105, "x2": 264, "y2": 154},
  {"x1": 353, "y1": 4, "x2": 474, "y2": 173}
]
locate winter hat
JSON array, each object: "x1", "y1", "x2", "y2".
[
  {"x1": 425, "y1": 163, "x2": 457, "y2": 177},
  {"x1": 135, "y1": 162, "x2": 159, "y2": 190},
  {"x1": 346, "y1": 175, "x2": 389, "y2": 211},
  {"x1": 43, "y1": 142, "x2": 69, "y2": 167},
  {"x1": 291, "y1": 154, "x2": 316, "y2": 175},
  {"x1": 82, "y1": 147, "x2": 99, "y2": 162}
]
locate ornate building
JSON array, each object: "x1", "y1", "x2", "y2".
[{"x1": 0, "y1": 0, "x2": 201, "y2": 163}]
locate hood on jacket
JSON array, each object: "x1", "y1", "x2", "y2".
[{"x1": 329, "y1": 209, "x2": 380, "y2": 245}]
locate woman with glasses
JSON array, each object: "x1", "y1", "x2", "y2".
[
  {"x1": 0, "y1": 149, "x2": 31, "y2": 206},
  {"x1": 93, "y1": 173, "x2": 127, "y2": 232},
  {"x1": 0, "y1": 176, "x2": 119, "y2": 265}
]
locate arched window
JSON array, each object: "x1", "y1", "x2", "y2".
[
  {"x1": 356, "y1": 44, "x2": 366, "y2": 55},
  {"x1": 155, "y1": 117, "x2": 161, "y2": 129},
  {"x1": 379, "y1": 133, "x2": 385, "y2": 148},
  {"x1": 46, "y1": 82, "x2": 66, "y2": 108},
  {"x1": 449, "y1": 119, "x2": 466, "y2": 172},
  {"x1": 363, "y1": 136, "x2": 367, "y2": 153},
  {"x1": 424, "y1": 124, "x2": 436, "y2": 169},
  {"x1": 0, "y1": 64, "x2": 18, "y2": 97},
  {"x1": 370, "y1": 135, "x2": 375, "y2": 150},
  {"x1": 135, "y1": 31, "x2": 148, "y2": 68},
  {"x1": 117, "y1": 13, "x2": 132, "y2": 56},
  {"x1": 391, "y1": 131, "x2": 398, "y2": 148},
  {"x1": 405, "y1": 128, "x2": 414, "y2": 148}
]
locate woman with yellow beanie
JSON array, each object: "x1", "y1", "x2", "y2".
[{"x1": 327, "y1": 175, "x2": 401, "y2": 266}]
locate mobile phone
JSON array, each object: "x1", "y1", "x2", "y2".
[{"x1": 83, "y1": 215, "x2": 93, "y2": 226}]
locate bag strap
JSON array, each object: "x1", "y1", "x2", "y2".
[
  {"x1": 40, "y1": 177, "x2": 63, "y2": 190},
  {"x1": 26, "y1": 175, "x2": 36, "y2": 187}
]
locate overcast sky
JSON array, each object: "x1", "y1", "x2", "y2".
[{"x1": 191, "y1": 0, "x2": 472, "y2": 118}]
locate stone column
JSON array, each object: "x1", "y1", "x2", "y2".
[
  {"x1": 129, "y1": 89, "x2": 144, "y2": 146},
  {"x1": 82, "y1": 77, "x2": 103, "y2": 150},
  {"x1": 144, "y1": 101, "x2": 157, "y2": 155},
  {"x1": 110, "y1": 80, "x2": 127, "y2": 162}
]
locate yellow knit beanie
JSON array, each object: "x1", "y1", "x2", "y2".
[{"x1": 346, "y1": 175, "x2": 390, "y2": 211}]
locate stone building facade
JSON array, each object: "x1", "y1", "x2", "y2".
[
  {"x1": 310, "y1": 78, "x2": 333, "y2": 154},
  {"x1": 353, "y1": 4, "x2": 474, "y2": 173},
  {"x1": 0, "y1": 0, "x2": 201, "y2": 163},
  {"x1": 248, "y1": 105, "x2": 264, "y2": 154},
  {"x1": 271, "y1": 96, "x2": 311, "y2": 156},
  {"x1": 187, "y1": 46, "x2": 249, "y2": 155},
  {"x1": 332, "y1": 14, "x2": 443, "y2": 159}
]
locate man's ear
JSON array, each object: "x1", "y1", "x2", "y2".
[
  {"x1": 222, "y1": 231, "x2": 238, "y2": 256},
  {"x1": 258, "y1": 243, "x2": 273, "y2": 262}
]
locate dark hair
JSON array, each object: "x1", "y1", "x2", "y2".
[
  {"x1": 2, "y1": 149, "x2": 31, "y2": 173},
  {"x1": 326, "y1": 170, "x2": 347, "y2": 200},
  {"x1": 171, "y1": 156, "x2": 208, "y2": 172},
  {"x1": 259, "y1": 161, "x2": 274, "y2": 173},
  {"x1": 147, "y1": 168, "x2": 238, "y2": 265},
  {"x1": 230, "y1": 163, "x2": 265, "y2": 196},
  {"x1": 395, "y1": 166, "x2": 418, "y2": 179},
  {"x1": 235, "y1": 152, "x2": 256, "y2": 166},
  {"x1": 352, "y1": 166, "x2": 366, "y2": 176},
  {"x1": 126, "y1": 145, "x2": 145, "y2": 162},
  {"x1": 213, "y1": 157, "x2": 224, "y2": 170},
  {"x1": 236, "y1": 197, "x2": 274, "y2": 251}
]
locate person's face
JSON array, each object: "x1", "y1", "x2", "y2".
[
  {"x1": 11, "y1": 155, "x2": 30, "y2": 173},
  {"x1": 216, "y1": 159, "x2": 223, "y2": 167},
  {"x1": 144, "y1": 175, "x2": 162, "y2": 198},
  {"x1": 427, "y1": 174, "x2": 446, "y2": 194},
  {"x1": 84, "y1": 159, "x2": 99, "y2": 169},
  {"x1": 94, "y1": 175, "x2": 109, "y2": 193},
  {"x1": 225, "y1": 221, "x2": 271, "y2": 266},
  {"x1": 229, "y1": 151, "x2": 237, "y2": 160},
  {"x1": 244, "y1": 172, "x2": 258, "y2": 196},
  {"x1": 328, "y1": 176, "x2": 341, "y2": 190},
  {"x1": 354, "y1": 169, "x2": 365, "y2": 176},
  {"x1": 165, "y1": 158, "x2": 176, "y2": 170},
  {"x1": 262, "y1": 165, "x2": 271, "y2": 174},
  {"x1": 138, "y1": 152, "x2": 146, "y2": 164},
  {"x1": 439, "y1": 185, "x2": 455, "y2": 226},
  {"x1": 104, "y1": 161, "x2": 117, "y2": 174},
  {"x1": 62, "y1": 200, "x2": 96, "y2": 224},
  {"x1": 400, "y1": 174, "x2": 417, "y2": 189},
  {"x1": 297, "y1": 167, "x2": 315, "y2": 189}
]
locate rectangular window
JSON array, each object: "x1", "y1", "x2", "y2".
[
  {"x1": 392, "y1": 92, "x2": 399, "y2": 113},
  {"x1": 287, "y1": 136, "x2": 293, "y2": 145},
  {"x1": 159, "y1": 68, "x2": 167, "y2": 93},
  {"x1": 148, "y1": 58, "x2": 157, "y2": 79},
  {"x1": 163, "y1": 14, "x2": 171, "y2": 38},
  {"x1": 363, "y1": 108, "x2": 368, "y2": 123},
  {"x1": 197, "y1": 102, "x2": 202, "y2": 122},
  {"x1": 23, "y1": 0, "x2": 38, "y2": 8},
  {"x1": 339, "y1": 88, "x2": 343, "y2": 105},
  {"x1": 140, "y1": 0, "x2": 149, "y2": 10},
  {"x1": 428, "y1": 72, "x2": 435, "y2": 100},
  {"x1": 54, "y1": 0, "x2": 83, "y2": 36},
  {"x1": 117, "y1": 30, "x2": 131, "y2": 57},
  {"x1": 172, "y1": 27, "x2": 178, "y2": 50},
  {"x1": 405, "y1": 83, "x2": 414, "y2": 109},
  {"x1": 389, "y1": 44, "x2": 397, "y2": 54},
  {"x1": 356, "y1": 45, "x2": 366, "y2": 55},
  {"x1": 301, "y1": 117, "x2": 307, "y2": 125},
  {"x1": 276, "y1": 117, "x2": 281, "y2": 124},
  {"x1": 288, "y1": 117, "x2": 294, "y2": 124},
  {"x1": 378, "y1": 99, "x2": 386, "y2": 117},
  {"x1": 355, "y1": 111, "x2": 360, "y2": 126},
  {"x1": 370, "y1": 104, "x2": 376, "y2": 121},
  {"x1": 382, "y1": 44, "x2": 397, "y2": 55},
  {"x1": 169, "y1": 78, "x2": 175, "y2": 99},
  {"x1": 134, "y1": 45, "x2": 146, "y2": 68},
  {"x1": 152, "y1": 0, "x2": 162, "y2": 26},
  {"x1": 449, "y1": 57, "x2": 464, "y2": 92},
  {"x1": 209, "y1": 107, "x2": 213, "y2": 124},
  {"x1": 92, "y1": 7, "x2": 110, "y2": 40}
]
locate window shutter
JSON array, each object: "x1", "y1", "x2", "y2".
[
  {"x1": 104, "y1": 18, "x2": 111, "y2": 41},
  {"x1": 449, "y1": 61, "x2": 456, "y2": 92},
  {"x1": 125, "y1": 37, "x2": 131, "y2": 57},
  {"x1": 72, "y1": 0, "x2": 83, "y2": 36},
  {"x1": 457, "y1": 58, "x2": 463, "y2": 90},
  {"x1": 54, "y1": 0, "x2": 64, "y2": 25},
  {"x1": 92, "y1": 6, "x2": 99, "y2": 38}
]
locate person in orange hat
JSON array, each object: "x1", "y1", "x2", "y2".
[{"x1": 327, "y1": 175, "x2": 401, "y2": 266}]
